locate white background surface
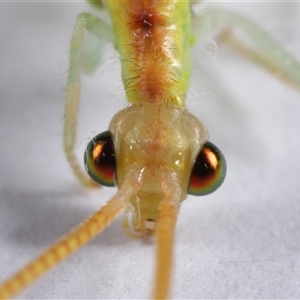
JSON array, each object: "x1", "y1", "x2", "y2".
[{"x1": 0, "y1": 1, "x2": 300, "y2": 299}]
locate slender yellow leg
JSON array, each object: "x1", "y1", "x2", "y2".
[
  {"x1": 0, "y1": 166, "x2": 143, "y2": 299},
  {"x1": 153, "y1": 172, "x2": 182, "y2": 300},
  {"x1": 64, "y1": 12, "x2": 112, "y2": 188}
]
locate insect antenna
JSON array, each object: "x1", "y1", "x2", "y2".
[
  {"x1": 153, "y1": 170, "x2": 182, "y2": 299},
  {"x1": 0, "y1": 166, "x2": 144, "y2": 299}
]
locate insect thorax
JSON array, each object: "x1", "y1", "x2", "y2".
[{"x1": 106, "y1": 1, "x2": 193, "y2": 107}]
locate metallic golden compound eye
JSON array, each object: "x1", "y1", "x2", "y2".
[
  {"x1": 84, "y1": 131, "x2": 116, "y2": 187},
  {"x1": 188, "y1": 142, "x2": 226, "y2": 196}
]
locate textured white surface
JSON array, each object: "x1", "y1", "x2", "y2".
[{"x1": 0, "y1": 1, "x2": 300, "y2": 299}]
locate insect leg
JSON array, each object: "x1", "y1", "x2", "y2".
[
  {"x1": 64, "y1": 12, "x2": 113, "y2": 188},
  {"x1": 193, "y1": 7, "x2": 300, "y2": 90}
]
